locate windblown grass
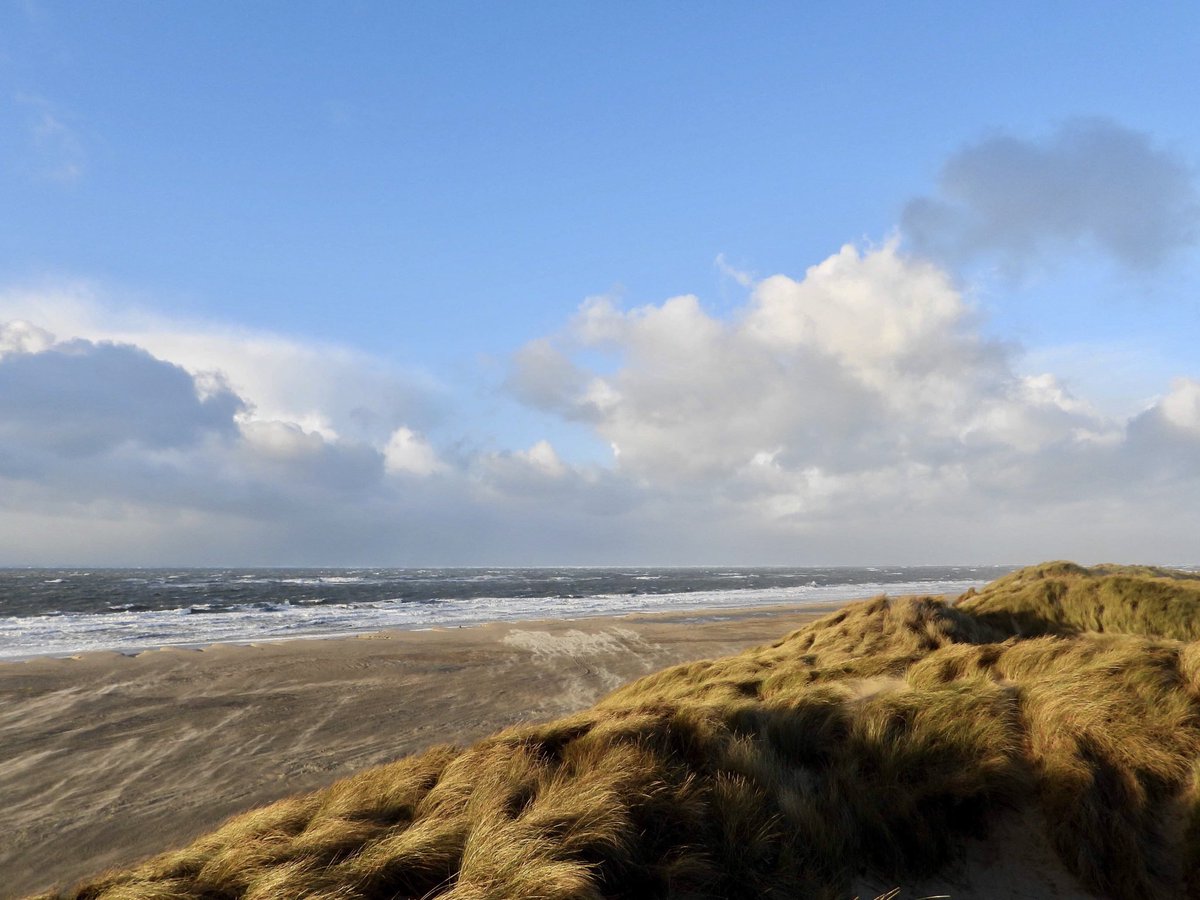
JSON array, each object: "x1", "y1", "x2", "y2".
[
  {"x1": 956, "y1": 559, "x2": 1200, "y2": 640},
  {"x1": 34, "y1": 562, "x2": 1200, "y2": 899}
]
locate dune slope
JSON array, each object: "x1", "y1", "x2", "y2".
[{"x1": 35, "y1": 563, "x2": 1200, "y2": 900}]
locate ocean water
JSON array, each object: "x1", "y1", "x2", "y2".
[{"x1": 0, "y1": 566, "x2": 1013, "y2": 661}]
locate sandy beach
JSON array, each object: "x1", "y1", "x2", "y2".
[{"x1": 0, "y1": 603, "x2": 840, "y2": 898}]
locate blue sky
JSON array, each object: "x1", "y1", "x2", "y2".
[{"x1": 1, "y1": 2, "x2": 1198, "y2": 565}]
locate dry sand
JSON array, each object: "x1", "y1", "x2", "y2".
[{"x1": 0, "y1": 604, "x2": 841, "y2": 898}]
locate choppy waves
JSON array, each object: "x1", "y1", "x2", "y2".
[{"x1": 0, "y1": 568, "x2": 1009, "y2": 660}]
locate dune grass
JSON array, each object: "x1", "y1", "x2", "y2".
[
  {"x1": 33, "y1": 562, "x2": 1200, "y2": 899},
  {"x1": 956, "y1": 559, "x2": 1200, "y2": 640}
]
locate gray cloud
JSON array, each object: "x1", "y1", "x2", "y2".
[
  {"x1": 0, "y1": 331, "x2": 398, "y2": 523},
  {"x1": 902, "y1": 119, "x2": 1199, "y2": 272},
  {"x1": 505, "y1": 339, "x2": 593, "y2": 420},
  {"x1": 0, "y1": 338, "x2": 243, "y2": 459}
]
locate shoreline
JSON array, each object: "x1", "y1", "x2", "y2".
[
  {"x1": 0, "y1": 572, "x2": 996, "y2": 663},
  {"x1": 1, "y1": 599, "x2": 851, "y2": 897},
  {"x1": 0, "y1": 598, "x2": 852, "y2": 666}
]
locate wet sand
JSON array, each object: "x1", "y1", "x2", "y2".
[{"x1": 0, "y1": 603, "x2": 840, "y2": 898}]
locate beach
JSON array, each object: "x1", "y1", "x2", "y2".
[{"x1": 0, "y1": 603, "x2": 838, "y2": 898}]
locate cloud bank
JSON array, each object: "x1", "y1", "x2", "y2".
[{"x1": 2, "y1": 235, "x2": 1197, "y2": 566}]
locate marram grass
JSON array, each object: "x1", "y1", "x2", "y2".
[{"x1": 32, "y1": 562, "x2": 1200, "y2": 899}]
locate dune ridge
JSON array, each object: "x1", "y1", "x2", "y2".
[{"x1": 33, "y1": 562, "x2": 1200, "y2": 899}]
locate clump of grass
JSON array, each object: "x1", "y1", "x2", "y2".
[{"x1": 33, "y1": 563, "x2": 1200, "y2": 899}]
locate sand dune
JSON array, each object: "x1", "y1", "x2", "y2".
[{"x1": 18, "y1": 563, "x2": 1200, "y2": 899}]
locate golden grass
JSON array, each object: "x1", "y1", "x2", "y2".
[
  {"x1": 32, "y1": 562, "x2": 1200, "y2": 899},
  {"x1": 957, "y1": 559, "x2": 1200, "y2": 640}
]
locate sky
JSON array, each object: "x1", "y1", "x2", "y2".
[{"x1": 1, "y1": 2, "x2": 1198, "y2": 566}]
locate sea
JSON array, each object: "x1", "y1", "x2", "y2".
[{"x1": 0, "y1": 566, "x2": 1014, "y2": 661}]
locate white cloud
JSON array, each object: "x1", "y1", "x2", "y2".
[
  {"x1": 517, "y1": 439, "x2": 566, "y2": 477},
  {"x1": 240, "y1": 420, "x2": 329, "y2": 462},
  {"x1": 383, "y1": 427, "x2": 446, "y2": 476},
  {"x1": 0, "y1": 320, "x2": 54, "y2": 356},
  {"x1": 517, "y1": 243, "x2": 1109, "y2": 487},
  {"x1": 509, "y1": 241, "x2": 1200, "y2": 560},
  {"x1": 476, "y1": 441, "x2": 586, "y2": 497},
  {"x1": 1158, "y1": 378, "x2": 1200, "y2": 436}
]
